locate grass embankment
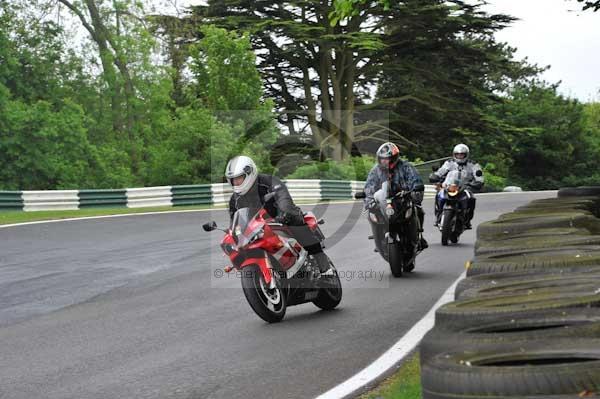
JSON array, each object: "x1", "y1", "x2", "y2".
[{"x1": 361, "y1": 353, "x2": 422, "y2": 399}]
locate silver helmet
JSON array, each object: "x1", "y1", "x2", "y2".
[
  {"x1": 225, "y1": 156, "x2": 258, "y2": 195},
  {"x1": 453, "y1": 143, "x2": 469, "y2": 165}
]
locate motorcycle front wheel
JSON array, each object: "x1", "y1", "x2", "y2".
[
  {"x1": 241, "y1": 265, "x2": 286, "y2": 323},
  {"x1": 441, "y1": 208, "x2": 456, "y2": 246},
  {"x1": 388, "y1": 242, "x2": 404, "y2": 277}
]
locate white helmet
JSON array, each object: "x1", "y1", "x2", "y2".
[
  {"x1": 225, "y1": 156, "x2": 258, "y2": 195},
  {"x1": 453, "y1": 143, "x2": 469, "y2": 165}
]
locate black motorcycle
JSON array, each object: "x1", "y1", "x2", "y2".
[
  {"x1": 429, "y1": 170, "x2": 467, "y2": 246},
  {"x1": 355, "y1": 182, "x2": 424, "y2": 277}
]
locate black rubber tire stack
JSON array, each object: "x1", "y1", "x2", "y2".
[{"x1": 420, "y1": 187, "x2": 600, "y2": 399}]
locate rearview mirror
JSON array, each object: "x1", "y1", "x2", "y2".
[
  {"x1": 354, "y1": 191, "x2": 366, "y2": 199},
  {"x1": 202, "y1": 221, "x2": 218, "y2": 232},
  {"x1": 476, "y1": 170, "x2": 483, "y2": 177}
]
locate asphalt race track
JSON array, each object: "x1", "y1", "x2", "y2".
[{"x1": 0, "y1": 192, "x2": 554, "y2": 399}]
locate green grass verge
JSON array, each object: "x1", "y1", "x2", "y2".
[
  {"x1": 360, "y1": 353, "x2": 422, "y2": 399},
  {"x1": 0, "y1": 205, "x2": 223, "y2": 225}
]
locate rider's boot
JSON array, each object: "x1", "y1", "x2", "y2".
[{"x1": 313, "y1": 252, "x2": 334, "y2": 275}]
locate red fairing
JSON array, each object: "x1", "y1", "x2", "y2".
[
  {"x1": 304, "y1": 211, "x2": 318, "y2": 231},
  {"x1": 220, "y1": 208, "x2": 295, "y2": 284},
  {"x1": 241, "y1": 254, "x2": 272, "y2": 284}
]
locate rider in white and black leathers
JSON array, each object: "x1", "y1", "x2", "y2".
[
  {"x1": 225, "y1": 155, "x2": 332, "y2": 274},
  {"x1": 430, "y1": 144, "x2": 484, "y2": 229}
]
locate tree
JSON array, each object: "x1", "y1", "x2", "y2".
[
  {"x1": 148, "y1": 12, "x2": 201, "y2": 107},
  {"x1": 373, "y1": 1, "x2": 541, "y2": 160},
  {"x1": 190, "y1": 0, "x2": 388, "y2": 160},
  {"x1": 487, "y1": 81, "x2": 594, "y2": 190},
  {"x1": 577, "y1": 0, "x2": 600, "y2": 11},
  {"x1": 146, "y1": 25, "x2": 278, "y2": 185},
  {"x1": 0, "y1": 84, "x2": 96, "y2": 190}
]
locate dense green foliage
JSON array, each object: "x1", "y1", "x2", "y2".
[
  {"x1": 0, "y1": 0, "x2": 598, "y2": 190},
  {"x1": 286, "y1": 156, "x2": 376, "y2": 181},
  {"x1": 0, "y1": 2, "x2": 275, "y2": 189}
]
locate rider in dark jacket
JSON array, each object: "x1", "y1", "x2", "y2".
[
  {"x1": 364, "y1": 142, "x2": 428, "y2": 250},
  {"x1": 226, "y1": 155, "x2": 332, "y2": 274}
]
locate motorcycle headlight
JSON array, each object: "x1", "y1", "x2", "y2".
[
  {"x1": 385, "y1": 206, "x2": 395, "y2": 216},
  {"x1": 221, "y1": 243, "x2": 235, "y2": 255}
]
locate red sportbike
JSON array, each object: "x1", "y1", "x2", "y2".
[{"x1": 203, "y1": 194, "x2": 342, "y2": 323}]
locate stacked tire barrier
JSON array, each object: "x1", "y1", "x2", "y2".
[{"x1": 420, "y1": 186, "x2": 600, "y2": 399}]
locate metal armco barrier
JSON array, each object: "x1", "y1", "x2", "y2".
[
  {"x1": 79, "y1": 189, "x2": 127, "y2": 208},
  {"x1": 22, "y1": 190, "x2": 79, "y2": 211},
  {"x1": 320, "y1": 180, "x2": 352, "y2": 200},
  {"x1": 0, "y1": 180, "x2": 438, "y2": 211},
  {"x1": 127, "y1": 187, "x2": 172, "y2": 208},
  {"x1": 0, "y1": 191, "x2": 24, "y2": 211},
  {"x1": 171, "y1": 185, "x2": 213, "y2": 206}
]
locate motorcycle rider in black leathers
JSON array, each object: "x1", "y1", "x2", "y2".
[
  {"x1": 226, "y1": 155, "x2": 332, "y2": 275},
  {"x1": 363, "y1": 142, "x2": 428, "y2": 251},
  {"x1": 430, "y1": 144, "x2": 484, "y2": 229}
]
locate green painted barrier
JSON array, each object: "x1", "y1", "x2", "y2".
[
  {"x1": 320, "y1": 180, "x2": 352, "y2": 200},
  {"x1": 78, "y1": 189, "x2": 127, "y2": 208},
  {"x1": 0, "y1": 191, "x2": 24, "y2": 211},
  {"x1": 171, "y1": 185, "x2": 213, "y2": 206}
]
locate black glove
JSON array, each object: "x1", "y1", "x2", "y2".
[
  {"x1": 277, "y1": 210, "x2": 305, "y2": 226},
  {"x1": 468, "y1": 181, "x2": 483, "y2": 192},
  {"x1": 366, "y1": 198, "x2": 378, "y2": 210},
  {"x1": 429, "y1": 173, "x2": 441, "y2": 183},
  {"x1": 411, "y1": 191, "x2": 424, "y2": 204}
]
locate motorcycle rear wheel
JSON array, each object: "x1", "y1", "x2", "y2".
[
  {"x1": 313, "y1": 263, "x2": 343, "y2": 310},
  {"x1": 241, "y1": 265, "x2": 287, "y2": 323}
]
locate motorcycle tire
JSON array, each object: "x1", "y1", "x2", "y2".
[
  {"x1": 558, "y1": 186, "x2": 600, "y2": 198},
  {"x1": 467, "y1": 246, "x2": 600, "y2": 277},
  {"x1": 435, "y1": 289, "x2": 600, "y2": 331},
  {"x1": 441, "y1": 209, "x2": 455, "y2": 246},
  {"x1": 241, "y1": 265, "x2": 286, "y2": 323},
  {"x1": 420, "y1": 311, "x2": 600, "y2": 365},
  {"x1": 388, "y1": 242, "x2": 403, "y2": 277},
  {"x1": 421, "y1": 339, "x2": 600, "y2": 398}
]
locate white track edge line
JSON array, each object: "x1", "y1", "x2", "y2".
[{"x1": 315, "y1": 270, "x2": 467, "y2": 399}]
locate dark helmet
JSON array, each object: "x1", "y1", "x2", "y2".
[{"x1": 376, "y1": 142, "x2": 401, "y2": 170}]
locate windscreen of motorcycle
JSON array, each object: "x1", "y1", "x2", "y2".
[
  {"x1": 231, "y1": 207, "x2": 262, "y2": 247},
  {"x1": 373, "y1": 181, "x2": 390, "y2": 222},
  {"x1": 443, "y1": 170, "x2": 462, "y2": 188}
]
